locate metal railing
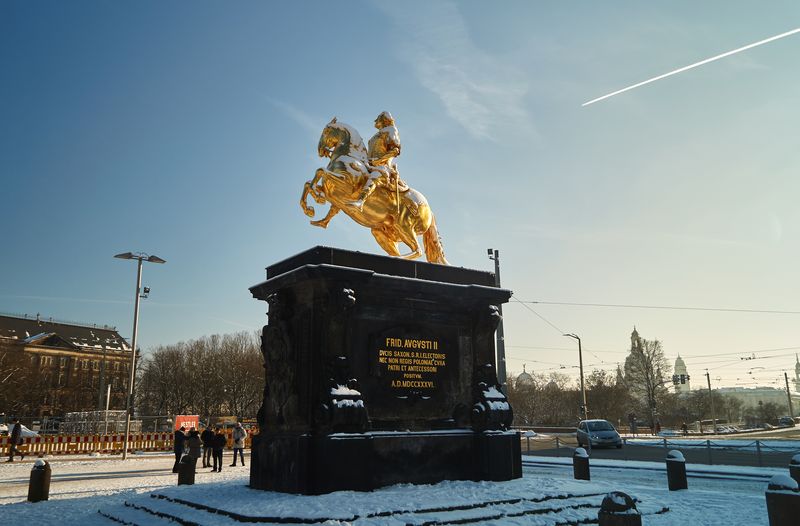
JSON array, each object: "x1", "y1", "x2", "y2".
[{"x1": 519, "y1": 434, "x2": 800, "y2": 468}]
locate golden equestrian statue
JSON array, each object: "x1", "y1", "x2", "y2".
[{"x1": 300, "y1": 113, "x2": 448, "y2": 265}]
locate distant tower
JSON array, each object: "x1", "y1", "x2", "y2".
[
  {"x1": 673, "y1": 355, "x2": 691, "y2": 395},
  {"x1": 631, "y1": 326, "x2": 641, "y2": 352},
  {"x1": 794, "y1": 354, "x2": 800, "y2": 392}
]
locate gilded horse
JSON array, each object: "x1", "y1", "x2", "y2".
[{"x1": 300, "y1": 118, "x2": 448, "y2": 265}]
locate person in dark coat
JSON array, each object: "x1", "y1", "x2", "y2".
[
  {"x1": 186, "y1": 428, "x2": 202, "y2": 465},
  {"x1": 200, "y1": 426, "x2": 214, "y2": 468},
  {"x1": 172, "y1": 426, "x2": 186, "y2": 473},
  {"x1": 211, "y1": 427, "x2": 226, "y2": 472},
  {"x1": 7, "y1": 419, "x2": 24, "y2": 462}
]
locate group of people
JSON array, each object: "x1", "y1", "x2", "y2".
[{"x1": 173, "y1": 422, "x2": 248, "y2": 473}]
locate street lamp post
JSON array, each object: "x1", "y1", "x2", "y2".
[
  {"x1": 487, "y1": 249, "x2": 507, "y2": 393},
  {"x1": 564, "y1": 333, "x2": 588, "y2": 421},
  {"x1": 114, "y1": 251, "x2": 166, "y2": 459}
]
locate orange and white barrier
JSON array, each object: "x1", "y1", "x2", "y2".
[{"x1": 0, "y1": 431, "x2": 254, "y2": 456}]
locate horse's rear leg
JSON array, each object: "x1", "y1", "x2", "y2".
[
  {"x1": 371, "y1": 228, "x2": 401, "y2": 256},
  {"x1": 396, "y1": 224, "x2": 422, "y2": 260}
]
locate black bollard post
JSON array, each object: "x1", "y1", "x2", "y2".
[
  {"x1": 789, "y1": 454, "x2": 800, "y2": 486},
  {"x1": 765, "y1": 475, "x2": 800, "y2": 526},
  {"x1": 177, "y1": 455, "x2": 196, "y2": 485},
  {"x1": 573, "y1": 447, "x2": 590, "y2": 481},
  {"x1": 666, "y1": 450, "x2": 688, "y2": 491},
  {"x1": 598, "y1": 491, "x2": 642, "y2": 526},
  {"x1": 27, "y1": 459, "x2": 52, "y2": 502}
]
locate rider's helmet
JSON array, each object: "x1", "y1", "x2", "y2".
[{"x1": 375, "y1": 111, "x2": 395, "y2": 128}]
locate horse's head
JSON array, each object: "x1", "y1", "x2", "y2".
[
  {"x1": 317, "y1": 118, "x2": 368, "y2": 161},
  {"x1": 318, "y1": 117, "x2": 345, "y2": 158}
]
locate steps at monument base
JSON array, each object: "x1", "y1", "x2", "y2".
[
  {"x1": 98, "y1": 495, "x2": 243, "y2": 526},
  {"x1": 97, "y1": 491, "x2": 616, "y2": 525}
]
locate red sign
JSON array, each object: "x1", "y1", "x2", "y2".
[{"x1": 174, "y1": 415, "x2": 199, "y2": 431}]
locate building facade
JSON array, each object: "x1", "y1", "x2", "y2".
[{"x1": 0, "y1": 313, "x2": 132, "y2": 417}]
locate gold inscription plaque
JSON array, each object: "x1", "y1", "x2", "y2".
[{"x1": 377, "y1": 337, "x2": 446, "y2": 390}]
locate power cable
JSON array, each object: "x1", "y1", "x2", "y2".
[{"x1": 512, "y1": 300, "x2": 800, "y2": 315}]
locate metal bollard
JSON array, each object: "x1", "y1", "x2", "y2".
[
  {"x1": 598, "y1": 491, "x2": 641, "y2": 526},
  {"x1": 789, "y1": 454, "x2": 800, "y2": 486},
  {"x1": 765, "y1": 474, "x2": 800, "y2": 526},
  {"x1": 177, "y1": 455, "x2": 196, "y2": 485},
  {"x1": 666, "y1": 450, "x2": 688, "y2": 491},
  {"x1": 573, "y1": 447, "x2": 590, "y2": 481},
  {"x1": 27, "y1": 459, "x2": 51, "y2": 502}
]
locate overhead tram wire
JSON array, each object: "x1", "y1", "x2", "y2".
[
  {"x1": 515, "y1": 300, "x2": 800, "y2": 315},
  {"x1": 510, "y1": 296, "x2": 565, "y2": 335}
]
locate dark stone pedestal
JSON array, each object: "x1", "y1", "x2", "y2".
[{"x1": 249, "y1": 246, "x2": 520, "y2": 494}]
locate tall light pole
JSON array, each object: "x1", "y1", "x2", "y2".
[
  {"x1": 785, "y1": 372, "x2": 794, "y2": 419},
  {"x1": 487, "y1": 249, "x2": 507, "y2": 393},
  {"x1": 115, "y1": 251, "x2": 166, "y2": 459},
  {"x1": 564, "y1": 333, "x2": 588, "y2": 421},
  {"x1": 705, "y1": 370, "x2": 717, "y2": 433}
]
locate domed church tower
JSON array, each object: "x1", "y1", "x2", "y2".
[
  {"x1": 516, "y1": 364, "x2": 534, "y2": 388},
  {"x1": 673, "y1": 355, "x2": 691, "y2": 395}
]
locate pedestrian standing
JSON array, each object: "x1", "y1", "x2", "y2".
[
  {"x1": 172, "y1": 426, "x2": 186, "y2": 473},
  {"x1": 211, "y1": 427, "x2": 226, "y2": 472},
  {"x1": 186, "y1": 428, "x2": 202, "y2": 465},
  {"x1": 201, "y1": 425, "x2": 214, "y2": 468},
  {"x1": 6, "y1": 419, "x2": 24, "y2": 462},
  {"x1": 230, "y1": 422, "x2": 247, "y2": 467},
  {"x1": 681, "y1": 422, "x2": 688, "y2": 436}
]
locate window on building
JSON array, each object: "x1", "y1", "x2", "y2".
[
  {"x1": 82, "y1": 360, "x2": 88, "y2": 370},
  {"x1": 92, "y1": 361, "x2": 99, "y2": 371},
  {"x1": 60, "y1": 357, "x2": 68, "y2": 368}
]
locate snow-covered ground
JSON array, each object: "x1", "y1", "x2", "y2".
[{"x1": 0, "y1": 452, "x2": 786, "y2": 525}]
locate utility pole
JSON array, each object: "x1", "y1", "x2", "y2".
[
  {"x1": 564, "y1": 333, "x2": 588, "y2": 421},
  {"x1": 785, "y1": 372, "x2": 794, "y2": 419},
  {"x1": 705, "y1": 370, "x2": 717, "y2": 433},
  {"x1": 487, "y1": 249, "x2": 507, "y2": 393}
]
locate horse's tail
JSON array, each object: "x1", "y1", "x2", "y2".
[{"x1": 423, "y1": 214, "x2": 449, "y2": 265}]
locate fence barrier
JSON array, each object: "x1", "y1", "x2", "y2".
[{"x1": 0, "y1": 430, "x2": 253, "y2": 457}]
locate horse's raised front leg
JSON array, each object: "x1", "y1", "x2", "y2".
[
  {"x1": 300, "y1": 181, "x2": 317, "y2": 218},
  {"x1": 310, "y1": 168, "x2": 328, "y2": 204},
  {"x1": 310, "y1": 205, "x2": 340, "y2": 228}
]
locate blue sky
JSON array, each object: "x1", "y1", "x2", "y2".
[{"x1": 3, "y1": 1, "x2": 800, "y2": 391}]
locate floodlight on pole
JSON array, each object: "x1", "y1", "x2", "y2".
[
  {"x1": 115, "y1": 251, "x2": 166, "y2": 459},
  {"x1": 564, "y1": 333, "x2": 588, "y2": 422},
  {"x1": 487, "y1": 248, "x2": 507, "y2": 393}
]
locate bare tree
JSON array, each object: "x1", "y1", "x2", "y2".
[
  {"x1": 136, "y1": 331, "x2": 264, "y2": 422},
  {"x1": 623, "y1": 338, "x2": 671, "y2": 428}
]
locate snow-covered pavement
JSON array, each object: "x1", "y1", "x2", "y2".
[{"x1": 0, "y1": 452, "x2": 784, "y2": 525}]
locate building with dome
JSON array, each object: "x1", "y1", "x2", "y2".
[{"x1": 516, "y1": 364, "x2": 534, "y2": 387}]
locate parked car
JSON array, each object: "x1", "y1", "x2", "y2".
[
  {"x1": 778, "y1": 416, "x2": 795, "y2": 427},
  {"x1": 577, "y1": 419, "x2": 622, "y2": 448}
]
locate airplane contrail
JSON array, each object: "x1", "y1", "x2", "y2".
[{"x1": 583, "y1": 26, "x2": 800, "y2": 106}]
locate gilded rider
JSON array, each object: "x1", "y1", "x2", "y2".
[{"x1": 352, "y1": 111, "x2": 402, "y2": 211}]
